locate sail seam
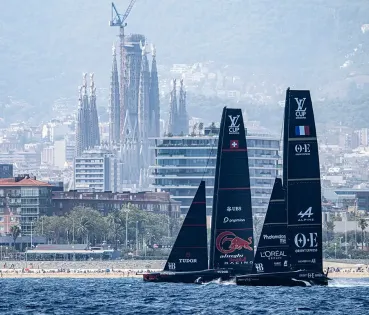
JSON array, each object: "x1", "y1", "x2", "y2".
[
  {"x1": 287, "y1": 178, "x2": 320, "y2": 181},
  {"x1": 288, "y1": 137, "x2": 317, "y2": 141}
]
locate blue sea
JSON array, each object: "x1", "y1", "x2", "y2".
[{"x1": 1, "y1": 278, "x2": 369, "y2": 314}]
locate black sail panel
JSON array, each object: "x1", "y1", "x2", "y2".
[
  {"x1": 210, "y1": 107, "x2": 254, "y2": 272},
  {"x1": 285, "y1": 90, "x2": 323, "y2": 272},
  {"x1": 164, "y1": 181, "x2": 208, "y2": 272},
  {"x1": 252, "y1": 178, "x2": 289, "y2": 274}
]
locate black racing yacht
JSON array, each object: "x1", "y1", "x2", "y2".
[
  {"x1": 251, "y1": 178, "x2": 289, "y2": 275},
  {"x1": 142, "y1": 181, "x2": 216, "y2": 283},
  {"x1": 143, "y1": 107, "x2": 253, "y2": 283},
  {"x1": 236, "y1": 89, "x2": 329, "y2": 287},
  {"x1": 208, "y1": 107, "x2": 254, "y2": 275}
]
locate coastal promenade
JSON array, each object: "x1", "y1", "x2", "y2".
[{"x1": 0, "y1": 260, "x2": 369, "y2": 279}]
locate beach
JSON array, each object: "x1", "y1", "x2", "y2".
[{"x1": 1, "y1": 260, "x2": 369, "y2": 279}]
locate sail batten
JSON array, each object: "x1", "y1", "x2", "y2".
[{"x1": 209, "y1": 107, "x2": 254, "y2": 272}]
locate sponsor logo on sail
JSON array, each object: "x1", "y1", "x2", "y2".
[
  {"x1": 255, "y1": 263, "x2": 264, "y2": 272},
  {"x1": 295, "y1": 125, "x2": 310, "y2": 136},
  {"x1": 228, "y1": 115, "x2": 240, "y2": 134},
  {"x1": 230, "y1": 140, "x2": 239, "y2": 149},
  {"x1": 226, "y1": 206, "x2": 242, "y2": 212},
  {"x1": 223, "y1": 217, "x2": 246, "y2": 224},
  {"x1": 294, "y1": 232, "x2": 318, "y2": 249},
  {"x1": 295, "y1": 98, "x2": 307, "y2": 119},
  {"x1": 260, "y1": 250, "x2": 287, "y2": 259},
  {"x1": 179, "y1": 259, "x2": 197, "y2": 263},
  {"x1": 168, "y1": 262, "x2": 176, "y2": 270},
  {"x1": 263, "y1": 234, "x2": 286, "y2": 244},
  {"x1": 295, "y1": 144, "x2": 311, "y2": 156},
  {"x1": 216, "y1": 231, "x2": 253, "y2": 254},
  {"x1": 298, "y1": 207, "x2": 314, "y2": 222}
]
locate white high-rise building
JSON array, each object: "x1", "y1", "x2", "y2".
[
  {"x1": 74, "y1": 148, "x2": 122, "y2": 192},
  {"x1": 150, "y1": 127, "x2": 280, "y2": 215}
]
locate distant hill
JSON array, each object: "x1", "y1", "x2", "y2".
[{"x1": 1, "y1": 0, "x2": 369, "y2": 119}]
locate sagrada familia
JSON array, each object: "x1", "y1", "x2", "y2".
[
  {"x1": 75, "y1": 73, "x2": 100, "y2": 157},
  {"x1": 75, "y1": 34, "x2": 166, "y2": 189}
]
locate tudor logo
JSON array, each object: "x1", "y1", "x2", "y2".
[
  {"x1": 298, "y1": 207, "x2": 314, "y2": 222},
  {"x1": 255, "y1": 263, "x2": 264, "y2": 272},
  {"x1": 295, "y1": 98, "x2": 307, "y2": 119},
  {"x1": 228, "y1": 115, "x2": 240, "y2": 134},
  {"x1": 295, "y1": 144, "x2": 310, "y2": 156},
  {"x1": 294, "y1": 232, "x2": 318, "y2": 248},
  {"x1": 179, "y1": 258, "x2": 197, "y2": 263}
]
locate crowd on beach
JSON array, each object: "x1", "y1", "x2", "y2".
[
  {"x1": 326, "y1": 265, "x2": 369, "y2": 274},
  {"x1": 0, "y1": 261, "x2": 161, "y2": 277},
  {"x1": 1, "y1": 261, "x2": 369, "y2": 277}
]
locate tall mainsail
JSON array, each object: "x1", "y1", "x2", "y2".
[
  {"x1": 284, "y1": 89, "x2": 323, "y2": 272},
  {"x1": 209, "y1": 107, "x2": 254, "y2": 272},
  {"x1": 164, "y1": 181, "x2": 208, "y2": 272},
  {"x1": 252, "y1": 178, "x2": 289, "y2": 274}
]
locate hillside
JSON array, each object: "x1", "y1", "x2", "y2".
[{"x1": 1, "y1": 0, "x2": 369, "y2": 120}]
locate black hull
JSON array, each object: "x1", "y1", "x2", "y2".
[
  {"x1": 236, "y1": 270, "x2": 329, "y2": 287},
  {"x1": 143, "y1": 269, "x2": 233, "y2": 284}
]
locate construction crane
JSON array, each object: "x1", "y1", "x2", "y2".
[{"x1": 109, "y1": 0, "x2": 137, "y2": 143}]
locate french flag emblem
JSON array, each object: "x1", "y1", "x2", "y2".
[{"x1": 295, "y1": 126, "x2": 310, "y2": 136}]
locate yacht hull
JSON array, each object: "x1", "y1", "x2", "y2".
[
  {"x1": 236, "y1": 270, "x2": 329, "y2": 287},
  {"x1": 143, "y1": 269, "x2": 233, "y2": 284}
]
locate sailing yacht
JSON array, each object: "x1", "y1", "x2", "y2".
[
  {"x1": 236, "y1": 89, "x2": 329, "y2": 287},
  {"x1": 143, "y1": 107, "x2": 254, "y2": 283}
]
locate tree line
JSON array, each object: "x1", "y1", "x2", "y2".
[{"x1": 32, "y1": 204, "x2": 183, "y2": 251}]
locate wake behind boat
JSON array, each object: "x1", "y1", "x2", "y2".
[{"x1": 236, "y1": 89, "x2": 329, "y2": 287}]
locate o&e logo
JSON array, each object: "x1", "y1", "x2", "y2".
[
  {"x1": 295, "y1": 144, "x2": 311, "y2": 156},
  {"x1": 294, "y1": 232, "x2": 318, "y2": 248}
]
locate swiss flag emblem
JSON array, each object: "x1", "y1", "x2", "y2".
[{"x1": 230, "y1": 140, "x2": 239, "y2": 149}]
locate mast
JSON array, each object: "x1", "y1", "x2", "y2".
[
  {"x1": 209, "y1": 107, "x2": 254, "y2": 272},
  {"x1": 282, "y1": 87, "x2": 290, "y2": 187},
  {"x1": 285, "y1": 89, "x2": 323, "y2": 272},
  {"x1": 164, "y1": 181, "x2": 208, "y2": 272}
]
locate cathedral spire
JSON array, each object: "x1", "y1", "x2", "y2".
[
  {"x1": 109, "y1": 43, "x2": 120, "y2": 146},
  {"x1": 89, "y1": 73, "x2": 100, "y2": 148},
  {"x1": 168, "y1": 79, "x2": 178, "y2": 135},
  {"x1": 149, "y1": 44, "x2": 160, "y2": 137},
  {"x1": 138, "y1": 40, "x2": 150, "y2": 170},
  {"x1": 75, "y1": 86, "x2": 84, "y2": 157},
  {"x1": 178, "y1": 79, "x2": 188, "y2": 135}
]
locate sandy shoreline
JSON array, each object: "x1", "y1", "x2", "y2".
[{"x1": 0, "y1": 260, "x2": 368, "y2": 279}]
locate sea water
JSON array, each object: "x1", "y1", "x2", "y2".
[{"x1": 1, "y1": 278, "x2": 369, "y2": 314}]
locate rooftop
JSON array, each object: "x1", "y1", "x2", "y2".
[{"x1": 0, "y1": 177, "x2": 51, "y2": 187}]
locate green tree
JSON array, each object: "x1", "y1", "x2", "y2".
[
  {"x1": 358, "y1": 219, "x2": 368, "y2": 250},
  {"x1": 10, "y1": 225, "x2": 21, "y2": 249},
  {"x1": 106, "y1": 210, "x2": 125, "y2": 250},
  {"x1": 324, "y1": 221, "x2": 335, "y2": 245}
]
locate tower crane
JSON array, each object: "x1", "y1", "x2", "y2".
[{"x1": 109, "y1": 0, "x2": 137, "y2": 142}]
